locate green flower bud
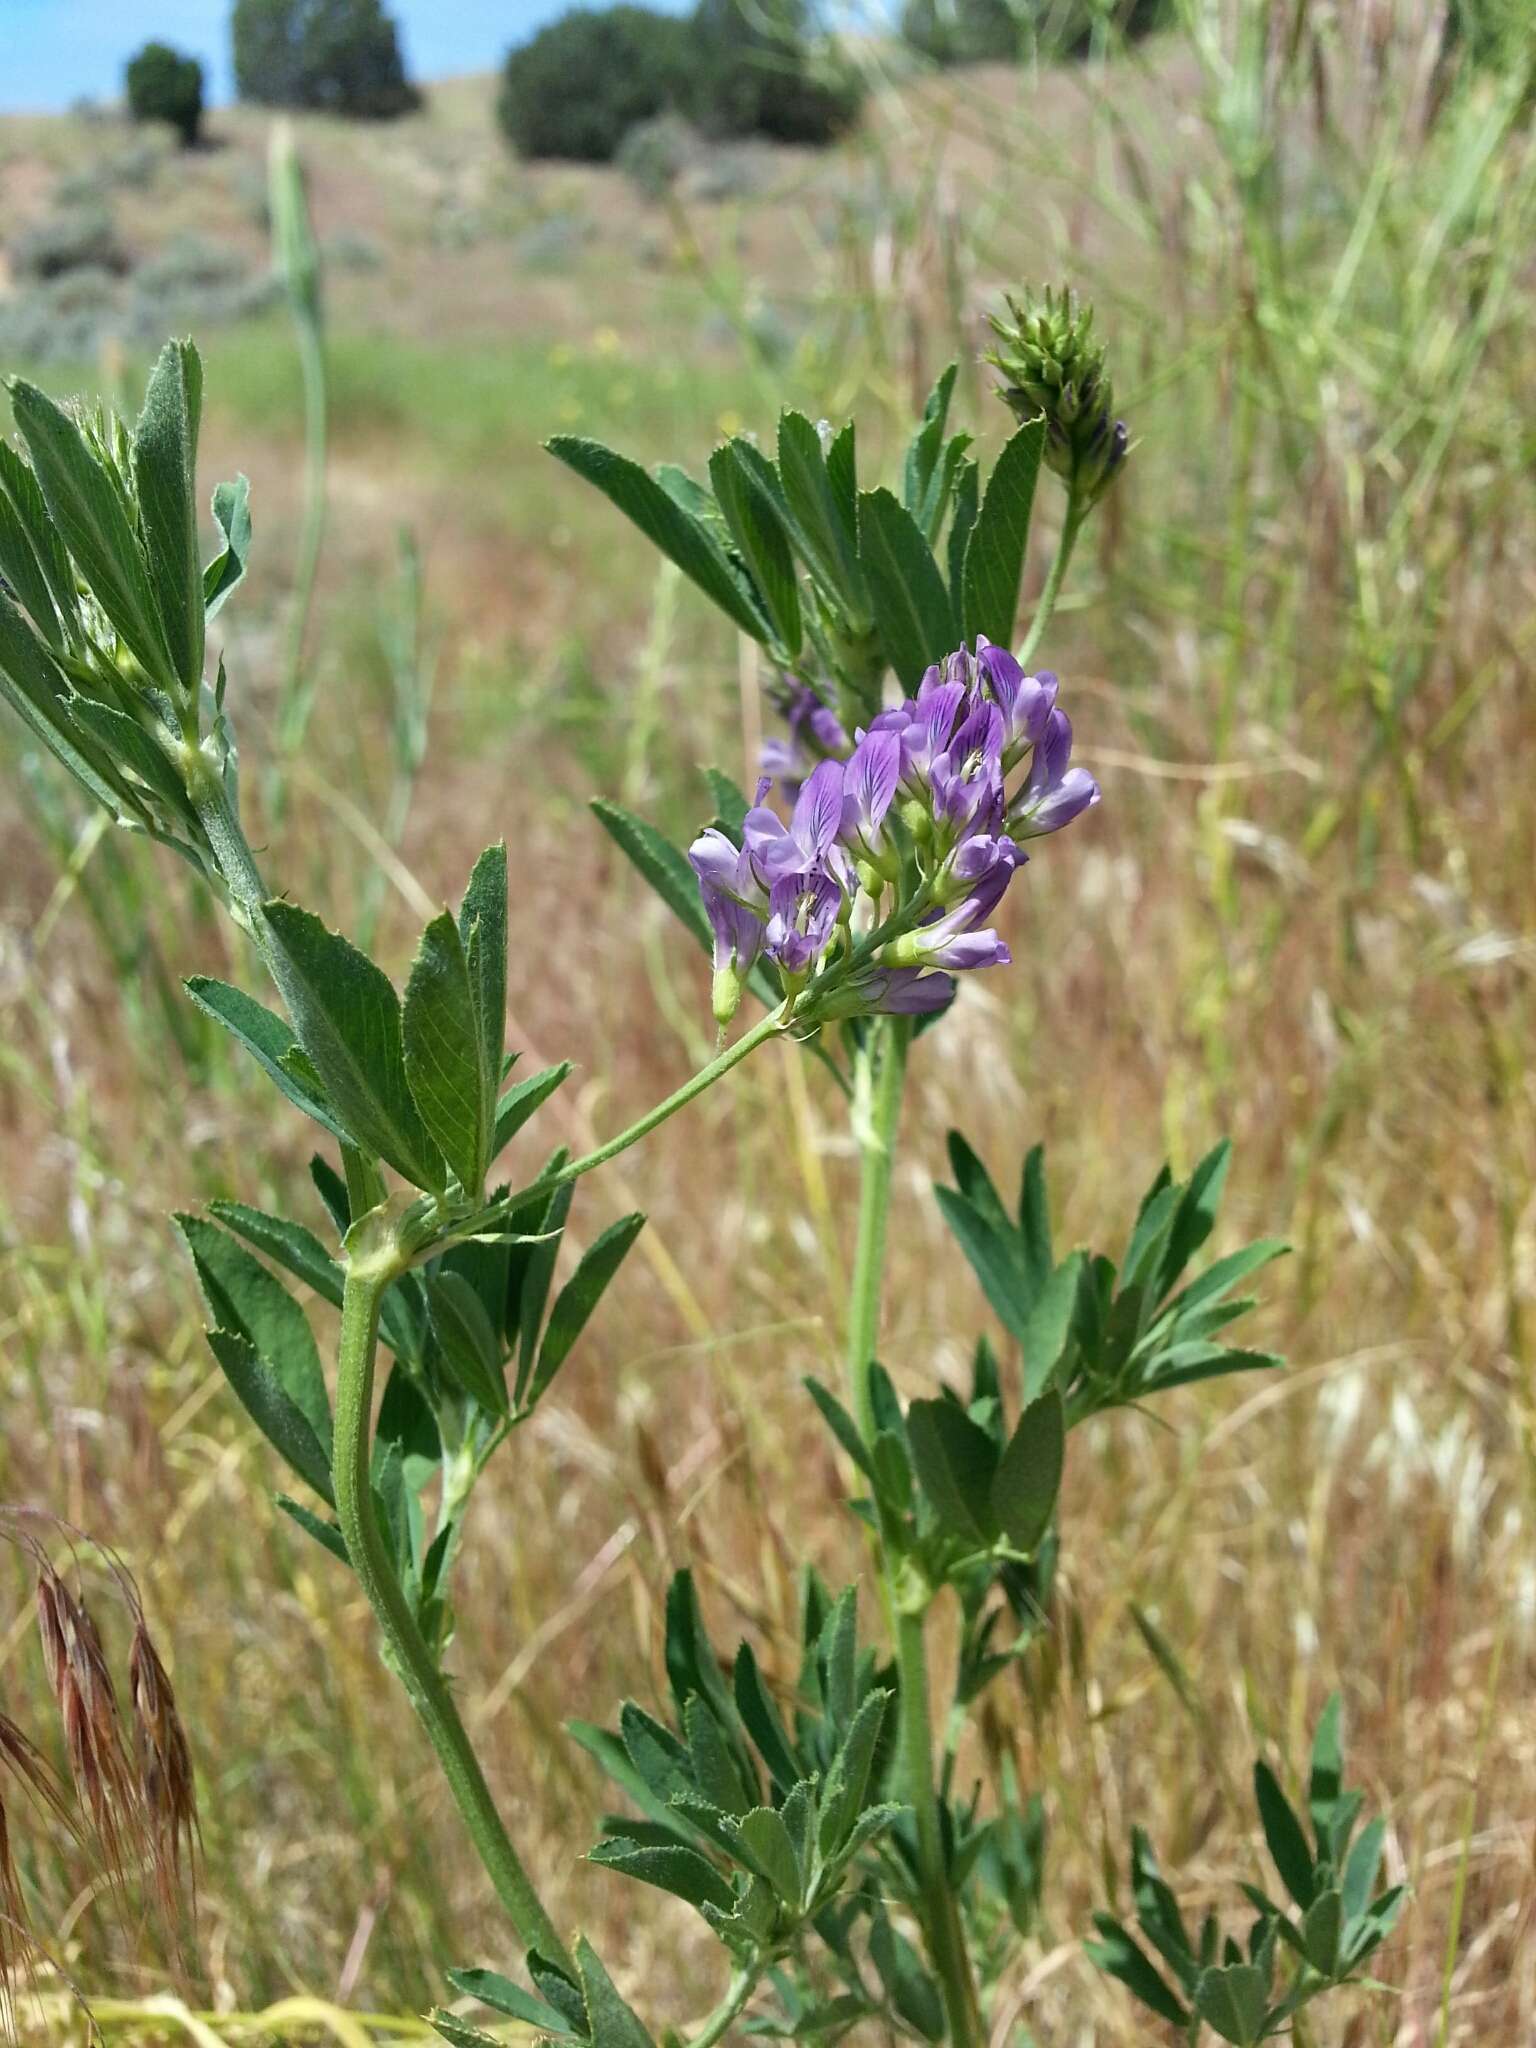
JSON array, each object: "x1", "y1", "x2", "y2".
[
  {"x1": 986, "y1": 285, "x2": 1131, "y2": 508},
  {"x1": 711, "y1": 962, "x2": 744, "y2": 1029}
]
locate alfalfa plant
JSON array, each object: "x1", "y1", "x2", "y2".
[{"x1": 0, "y1": 292, "x2": 1404, "y2": 2041}]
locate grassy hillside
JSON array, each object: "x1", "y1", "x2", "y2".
[{"x1": 1, "y1": 16, "x2": 1534, "y2": 2043}]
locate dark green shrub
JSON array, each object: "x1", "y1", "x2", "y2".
[
  {"x1": 902, "y1": 0, "x2": 1167, "y2": 66},
  {"x1": 9, "y1": 205, "x2": 129, "y2": 283},
  {"x1": 616, "y1": 113, "x2": 703, "y2": 199},
  {"x1": 232, "y1": 0, "x2": 420, "y2": 118},
  {"x1": 901, "y1": 0, "x2": 1017, "y2": 66},
  {"x1": 124, "y1": 42, "x2": 204, "y2": 147},
  {"x1": 691, "y1": 0, "x2": 862, "y2": 145},
  {"x1": 497, "y1": 7, "x2": 691, "y2": 162}
]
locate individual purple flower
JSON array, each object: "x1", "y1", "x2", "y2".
[
  {"x1": 760, "y1": 684, "x2": 849, "y2": 796},
  {"x1": 939, "y1": 832, "x2": 1024, "y2": 915},
  {"x1": 1008, "y1": 707, "x2": 1101, "y2": 838},
  {"x1": 809, "y1": 965, "x2": 956, "y2": 1019},
  {"x1": 929, "y1": 698, "x2": 1006, "y2": 841},
  {"x1": 975, "y1": 637, "x2": 1058, "y2": 764},
  {"x1": 689, "y1": 827, "x2": 768, "y2": 1025},
  {"x1": 744, "y1": 758, "x2": 848, "y2": 885},
  {"x1": 764, "y1": 868, "x2": 843, "y2": 975},
  {"x1": 884, "y1": 908, "x2": 1012, "y2": 973},
  {"x1": 791, "y1": 684, "x2": 849, "y2": 758},
  {"x1": 838, "y1": 727, "x2": 901, "y2": 865}
]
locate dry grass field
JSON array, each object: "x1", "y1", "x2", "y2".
[{"x1": 1, "y1": 14, "x2": 1533, "y2": 2044}]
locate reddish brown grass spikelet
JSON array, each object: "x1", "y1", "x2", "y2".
[
  {"x1": 128, "y1": 1619, "x2": 198, "y2": 1924},
  {"x1": 34, "y1": 1568, "x2": 142, "y2": 1889}
]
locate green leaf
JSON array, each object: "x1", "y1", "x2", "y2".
[
  {"x1": 664, "y1": 1568, "x2": 736, "y2": 1733},
  {"x1": 175, "y1": 1212, "x2": 331, "y2": 1449},
  {"x1": 856, "y1": 486, "x2": 957, "y2": 689},
  {"x1": 1341, "y1": 1816, "x2": 1386, "y2": 1926},
  {"x1": 205, "y1": 1327, "x2": 334, "y2": 1505},
  {"x1": 803, "y1": 1375, "x2": 875, "y2": 1479},
  {"x1": 590, "y1": 798, "x2": 711, "y2": 952},
  {"x1": 0, "y1": 592, "x2": 127, "y2": 815},
  {"x1": 207, "y1": 1199, "x2": 344, "y2": 1310},
  {"x1": 902, "y1": 363, "x2": 957, "y2": 521},
  {"x1": 990, "y1": 1391, "x2": 1064, "y2": 1554},
  {"x1": 529, "y1": 1213, "x2": 644, "y2": 1407},
  {"x1": 710, "y1": 442, "x2": 802, "y2": 658},
  {"x1": 1085, "y1": 1915, "x2": 1189, "y2": 2026},
  {"x1": 869, "y1": 1911, "x2": 945, "y2": 2042},
  {"x1": 8, "y1": 379, "x2": 174, "y2": 686},
  {"x1": 1021, "y1": 1255, "x2": 1083, "y2": 1400},
  {"x1": 817, "y1": 1687, "x2": 889, "y2": 1853},
  {"x1": 493, "y1": 1060, "x2": 571, "y2": 1158},
  {"x1": 933, "y1": 1189, "x2": 1031, "y2": 1344},
  {"x1": 404, "y1": 910, "x2": 488, "y2": 1195},
  {"x1": 589, "y1": 1837, "x2": 735, "y2": 1914},
  {"x1": 429, "y1": 2014, "x2": 502, "y2": 2048},
  {"x1": 1254, "y1": 1761, "x2": 1317, "y2": 1909},
  {"x1": 274, "y1": 1493, "x2": 349, "y2": 1566},
  {"x1": 906, "y1": 1397, "x2": 998, "y2": 1544},
  {"x1": 132, "y1": 340, "x2": 205, "y2": 695},
  {"x1": 735, "y1": 1805, "x2": 800, "y2": 1904},
  {"x1": 512, "y1": 1171, "x2": 573, "y2": 1399},
  {"x1": 0, "y1": 439, "x2": 77, "y2": 647},
  {"x1": 459, "y1": 843, "x2": 507, "y2": 1159},
  {"x1": 702, "y1": 765, "x2": 750, "y2": 836},
  {"x1": 576, "y1": 1936, "x2": 655, "y2": 2048},
  {"x1": 547, "y1": 436, "x2": 767, "y2": 642},
  {"x1": 1194, "y1": 1963, "x2": 1269, "y2": 2046},
  {"x1": 946, "y1": 456, "x2": 979, "y2": 599},
  {"x1": 0, "y1": 480, "x2": 65, "y2": 651},
  {"x1": 732, "y1": 1643, "x2": 800, "y2": 1794},
  {"x1": 67, "y1": 698, "x2": 188, "y2": 816},
  {"x1": 776, "y1": 411, "x2": 867, "y2": 620},
  {"x1": 263, "y1": 899, "x2": 446, "y2": 1192},
  {"x1": 1157, "y1": 1141, "x2": 1233, "y2": 1296},
  {"x1": 1017, "y1": 1142, "x2": 1054, "y2": 1294},
  {"x1": 204, "y1": 474, "x2": 251, "y2": 620},
  {"x1": 1308, "y1": 1691, "x2": 1344, "y2": 1840},
  {"x1": 1302, "y1": 1888, "x2": 1342, "y2": 1976},
  {"x1": 427, "y1": 1271, "x2": 509, "y2": 1416},
  {"x1": 446, "y1": 1969, "x2": 581, "y2": 2036},
  {"x1": 185, "y1": 975, "x2": 347, "y2": 1138},
  {"x1": 962, "y1": 416, "x2": 1045, "y2": 648},
  {"x1": 823, "y1": 419, "x2": 858, "y2": 546},
  {"x1": 685, "y1": 1694, "x2": 754, "y2": 1818}
]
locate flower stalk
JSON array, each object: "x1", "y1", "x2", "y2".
[
  {"x1": 844, "y1": 1015, "x2": 981, "y2": 2048},
  {"x1": 334, "y1": 1246, "x2": 573, "y2": 1973}
]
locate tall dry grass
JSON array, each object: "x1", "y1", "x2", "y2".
[{"x1": 0, "y1": 3, "x2": 1532, "y2": 2040}]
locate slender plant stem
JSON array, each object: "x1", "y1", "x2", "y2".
[
  {"x1": 687, "y1": 1967, "x2": 759, "y2": 2048},
  {"x1": 274, "y1": 315, "x2": 329, "y2": 781},
  {"x1": 334, "y1": 1256, "x2": 572, "y2": 1972},
  {"x1": 894, "y1": 1610, "x2": 978, "y2": 2048},
  {"x1": 845, "y1": 1017, "x2": 909, "y2": 1442},
  {"x1": 1017, "y1": 480, "x2": 1086, "y2": 670},
  {"x1": 842, "y1": 1016, "x2": 980, "y2": 2048},
  {"x1": 558, "y1": 1008, "x2": 786, "y2": 1186}
]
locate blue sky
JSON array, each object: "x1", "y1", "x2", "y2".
[{"x1": 3, "y1": 1, "x2": 638, "y2": 111}]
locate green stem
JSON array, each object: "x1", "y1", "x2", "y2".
[
  {"x1": 558, "y1": 1007, "x2": 786, "y2": 1186},
  {"x1": 687, "y1": 1966, "x2": 758, "y2": 2048},
  {"x1": 334, "y1": 1255, "x2": 572, "y2": 1972},
  {"x1": 845, "y1": 1017, "x2": 908, "y2": 1441},
  {"x1": 894, "y1": 1609, "x2": 977, "y2": 2048},
  {"x1": 843, "y1": 1017, "x2": 979, "y2": 2048},
  {"x1": 1017, "y1": 481, "x2": 1086, "y2": 670},
  {"x1": 274, "y1": 315, "x2": 329, "y2": 777}
]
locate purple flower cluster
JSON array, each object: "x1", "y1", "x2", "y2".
[{"x1": 690, "y1": 639, "x2": 1099, "y2": 1026}]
